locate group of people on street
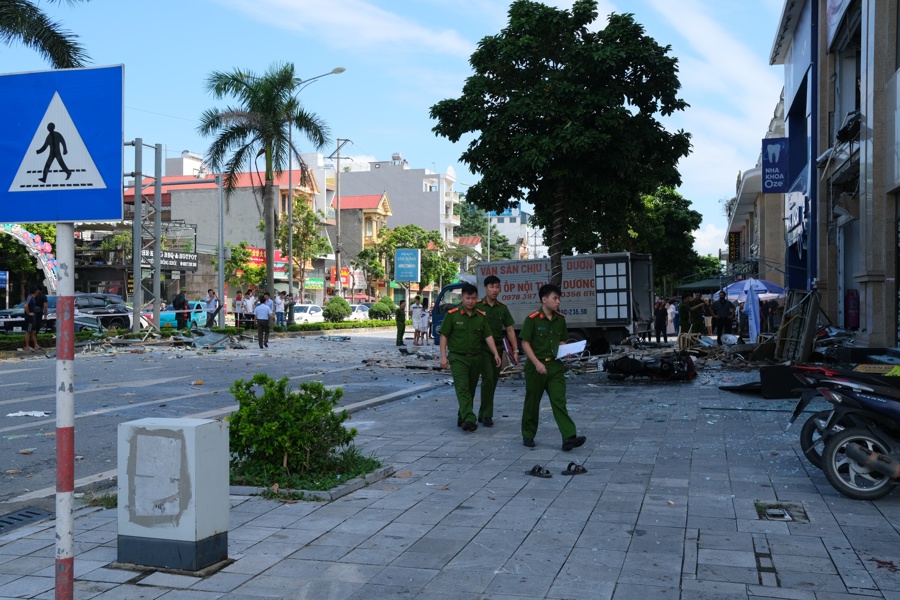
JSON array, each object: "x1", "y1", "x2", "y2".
[{"x1": 435, "y1": 276, "x2": 586, "y2": 454}]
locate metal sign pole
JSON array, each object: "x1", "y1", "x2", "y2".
[{"x1": 54, "y1": 223, "x2": 75, "y2": 600}]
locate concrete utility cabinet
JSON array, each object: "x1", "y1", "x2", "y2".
[{"x1": 117, "y1": 418, "x2": 229, "y2": 571}]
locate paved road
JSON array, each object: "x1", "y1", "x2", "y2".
[{"x1": 0, "y1": 330, "x2": 448, "y2": 507}]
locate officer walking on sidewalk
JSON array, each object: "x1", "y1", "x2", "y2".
[
  {"x1": 439, "y1": 283, "x2": 501, "y2": 432},
  {"x1": 520, "y1": 283, "x2": 586, "y2": 451},
  {"x1": 476, "y1": 275, "x2": 518, "y2": 427}
]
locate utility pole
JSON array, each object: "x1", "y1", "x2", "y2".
[{"x1": 330, "y1": 138, "x2": 350, "y2": 297}]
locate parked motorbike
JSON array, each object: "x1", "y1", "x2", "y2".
[
  {"x1": 603, "y1": 351, "x2": 696, "y2": 381},
  {"x1": 789, "y1": 364, "x2": 900, "y2": 500}
]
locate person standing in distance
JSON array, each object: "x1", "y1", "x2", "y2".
[
  {"x1": 476, "y1": 275, "x2": 518, "y2": 427},
  {"x1": 254, "y1": 296, "x2": 272, "y2": 349},
  {"x1": 520, "y1": 283, "x2": 586, "y2": 451},
  {"x1": 439, "y1": 283, "x2": 501, "y2": 432},
  {"x1": 203, "y1": 289, "x2": 218, "y2": 328},
  {"x1": 410, "y1": 295, "x2": 424, "y2": 346},
  {"x1": 395, "y1": 300, "x2": 407, "y2": 346}
]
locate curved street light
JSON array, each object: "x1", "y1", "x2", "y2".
[{"x1": 287, "y1": 67, "x2": 345, "y2": 316}]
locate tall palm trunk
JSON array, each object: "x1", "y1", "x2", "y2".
[
  {"x1": 548, "y1": 186, "x2": 566, "y2": 287},
  {"x1": 264, "y1": 180, "x2": 276, "y2": 292}
]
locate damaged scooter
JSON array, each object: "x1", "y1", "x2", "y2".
[
  {"x1": 791, "y1": 364, "x2": 900, "y2": 500},
  {"x1": 603, "y1": 351, "x2": 696, "y2": 382}
]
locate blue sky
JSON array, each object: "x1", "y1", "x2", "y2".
[{"x1": 3, "y1": 0, "x2": 785, "y2": 255}]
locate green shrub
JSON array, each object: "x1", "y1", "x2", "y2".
[
  {"x1": 368, "y1": 300, "x2": 393, "y2": 320},
  {"x1": 379, "y1": 295, "x2": 396, "y2": 312},
  {"x1": 323, "y1": 296, "x2": 352, "y2": 322},
  {"x1": 229, "y1": 373, "x2": 356, "y2": 476}
]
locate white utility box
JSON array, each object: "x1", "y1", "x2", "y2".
[{"x1": 117, "y1": 418, "x2": 229, "y2": 570}]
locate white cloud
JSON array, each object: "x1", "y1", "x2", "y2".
[
  {"x1": 692, "y1": 223, "x2": 726, "y2": 256},
  {"x1": 219, "y1": 0, "x2": 474, "y2": 58}
]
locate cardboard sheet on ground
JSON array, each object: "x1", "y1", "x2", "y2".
[{"x1": 557, "y1": 340, "x2": 586, "y2": 358}]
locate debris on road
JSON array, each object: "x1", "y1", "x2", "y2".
[{"x1": 6, "y1": 411, "x2": 50, "y2": 418}]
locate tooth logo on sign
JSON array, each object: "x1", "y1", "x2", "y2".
[{"x1": 8, "y1": 91, "x2": 107, "y2": 192}]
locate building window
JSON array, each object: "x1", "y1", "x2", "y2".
[{"x1": 366, "y1": 219, "x2": 373, "y2": 237}]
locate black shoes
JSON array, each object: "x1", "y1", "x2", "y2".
[
  {"x1": 562, "y1": 435, "x2": 586, "y2": 452},
  {"x1": 461, "y1": 422, "x2": 477, "y2": 432},
  {"x1": 457, "y1": 418, "x2": 462, "y2": 428},
  {"x1": 522, "y1": 437, "x2": 535, "y2": 448},
  {"x1": 478, "y1": 417, "x2": 494, "y2": 427}
]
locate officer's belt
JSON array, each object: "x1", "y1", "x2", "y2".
[{"x1": 450, "y1": 351, "x2": 480, "y2": 357}]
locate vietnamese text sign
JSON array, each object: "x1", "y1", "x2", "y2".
[
  {"x1": 0, "y1": 66, "x2": 124, "y2": 222},
  {"x1": 728, "y1": 232, "x2": 742, "y2": 262},
  {"x1": 0, "y1": 271, "x2": 7, "y2": 288},
  {"x1": 394, "y1": 248, "x2": 421, "y2": 282},
  {"x1": 762, "y1": 138, "x2": 788, "y2": 193}
]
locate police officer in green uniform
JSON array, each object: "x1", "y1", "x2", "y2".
[
  {"x1": 439, "y1": 283, "x2": 501, "y2": 432},
  {"x1": 520, "y1": 283, "x2": 586, "y2": 451},
  {"x1": 395, "y1": 300, "x2": 407, "y2": 346},
  {"x1": 476, "y1": 275, "x2": 518, "y2": 427}
]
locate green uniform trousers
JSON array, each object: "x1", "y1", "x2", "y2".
[
  {"x1": 450, "y1": 353, "x2": 481, "y2": 425},
  {"x1": 396, "y1": 321, "x2": 405, "y2": 345},
  {"x1": 479, "y1": 347, "x2": 502, "y2": 419},
  {"x1": 522, "y1": 359, "x2": 576, "y2": 441}
]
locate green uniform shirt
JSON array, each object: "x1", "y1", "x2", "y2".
[
  {"x1": 476, "y1": 298, "x2": 514, "y2": 346},
  {"x1": 395, "y1": 307, "x2": 405, "y2": 323},
  {"x1": 439, "y1": 307, "x2": 490, "y2": 353},
  {"x1": 520, "y1": 309, "x2": 567, "y2": 360}
]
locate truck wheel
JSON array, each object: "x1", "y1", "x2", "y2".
[{"x1": 108, "y1": 317, "x2": 125, "y2": 330}]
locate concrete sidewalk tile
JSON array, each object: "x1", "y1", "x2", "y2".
[
  {"x1": 91, "y1": 583, "x2": 169, "y2": 599},
  {"x1": 680, "y1": 578, "x2": 749, "y2": 598},
  {"x1": 288, "y1": 543, "x2": 351, "y2": 562},
  {"x1": 697, "y1": 531, "x2": 755, "y2": 552},
  {"x1": 0, "y1": 537, "x2": 54, "y2": 556},
  {"x1": 0, "y1": 555, "x2": 53, "y2": 576},
  {"x1": 564, "y1": 547, "x2": 626, "y2": 568},
  {"x1": 695, "y1": 563, "x2": 760, "y2": 585},
  {"x1": 34, "y1": 579, "x2": 118, "y2": 599},
  {"x1": 259, "y1": 557, "x2": 336, "y2": 579},
  {"x1": 483, "y1": 572, "x2": 554, "y2": 597},
  {"x1": 34, "y1": 557, "x2": 108, "y2": 578},
  {"x1": 77, "y1": 565, "x2": 138, "y2": 584},
  {"x1": 609, "y1": 582, "x2": 680, "y2": 599},
  {"x1": 0, "y1": 575, "x2": 54, "y2": 597},
  {"x1": 187, "y1": 570, "x2": 254, "y2": 593},
  {"x1": 230, "y1": 574, "x2": 306, "y2": 598},
  {"x1": 138, "y1": 571, "x2": 203, "y2": 588},
  {"x1": 367, "y1": 565, "x2": 438, "y2": 590},
  {"x1": 697, "y1": 548, "x2": 757, "y2": 568}
]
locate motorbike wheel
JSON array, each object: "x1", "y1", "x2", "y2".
[
  {"x1": 821, "y1": 428, "x2": 895, "y2": 500},
  {"x1": 799, "y1": 410, "x2": 853, "y2": 470}
]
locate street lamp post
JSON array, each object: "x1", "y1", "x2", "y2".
[
  {"x1": 287, "y1": 67, "x2": 344, "y2": 321},
  {"x1": 331, "y1": 138, "x2": 350, "y2": 298}
]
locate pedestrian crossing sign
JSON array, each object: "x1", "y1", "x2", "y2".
[{"x1": 0, "y1": 65, "x2": 123, "y2": 223}]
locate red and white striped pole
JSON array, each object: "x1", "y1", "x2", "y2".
[{"x1": 54, "y1": 223, "x2": 75, "y2": 600}]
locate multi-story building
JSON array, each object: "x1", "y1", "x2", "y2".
[
  {"x1": 488, "y1": 203, "x2": 545, "y2": 259},
  {"x1": 322, "y1": 153, "x2": 461, "y2": 242},
  {"x1": 733, "y1": 0, "x2": 899, "y2": 347}
]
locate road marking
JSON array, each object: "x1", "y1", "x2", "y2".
[
  {"x1": 0, "y1": 382, "x2": 27, "y2": 388},
  {"x1": 0, "y1": 376, "x2": 189, "y2": 408},
  {"x1": 0, "y1": 391, "x2": 212, "y2": 434},
  {"x1": 0, "y1": 368, "x2": 44, "y2": 376}
]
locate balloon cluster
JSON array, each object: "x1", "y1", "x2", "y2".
[{"x1": 1, "y1": 224, "x2": 59, "y2": 286}]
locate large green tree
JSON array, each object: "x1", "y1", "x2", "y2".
[
  {"x1": 453, "y1": 202, "x2": 515, "y2": 261},
  {"x1": 199, "y1": 63, "x2": 330, "y2": 291},
  {"x1": 0, "y1": 0, "x2": 90, "y2": 68},
  {"x1": 604, "y1": 186, "x2": 706, "y2": 292},
  {"x1": 430, "y1": 1, "x2": 691, "y2": 285},
  {"x1": 275, "y1": 197, "x2": 330, "y2": 301}
]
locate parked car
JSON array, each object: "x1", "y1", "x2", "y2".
[
  {"x1": 347, "y1": 304, "x2": 370, "y2": 321},
  {"x1": 142, "y1": 300, "x2": 207, "y2": 329},
  {"x1": 0, "y1": 293, "x2": 131, "y2": 333},
  {"x1": 292, "y1": 304, "x2": 324, "y2": 324}
]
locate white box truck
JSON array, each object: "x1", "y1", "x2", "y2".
[{"x1": 431, "y1": 253, "x2": 654, "y2": 353}]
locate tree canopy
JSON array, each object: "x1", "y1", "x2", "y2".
[
  {"x1": 454, "y1": 201, "x2": 515, "y2": 262},
  {"x1": 430, "y1": 0, "x2": 691, "y2": 285},
  {"x1": 199, "y1": 62, "x2": 330, "y2": 292},
  {"x1": 0, "y1": 0, "x2": 90, "y2": 68},
  {"x1": 376, "y1": 225, "x2": 458, "y2": 290}
]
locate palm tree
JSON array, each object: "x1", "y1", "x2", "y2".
[
  {"x1": 0, "y1": 0, "x2": 90, "y2": 68},
  {"x1": 198, "y1": 63, "x2": 330, "y2": 291}
]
